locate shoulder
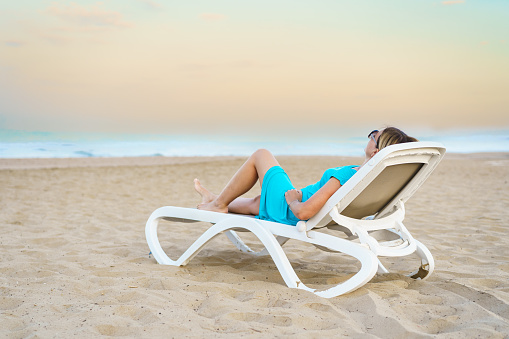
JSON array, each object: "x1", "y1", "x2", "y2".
[
  {"x1": 325, "y1": 166, "x2": 358, "y2": 175},
  {"x1": 324, "y1": 166, "x2": 359, "y2": 185}
]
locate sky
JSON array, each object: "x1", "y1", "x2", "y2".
[{"x1": 0, "y1": 0, "x2": 508, "y2": 138}]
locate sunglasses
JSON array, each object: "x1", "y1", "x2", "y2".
[{"x1": 368, "y1": 129, "x2": 379, "y2": 149}]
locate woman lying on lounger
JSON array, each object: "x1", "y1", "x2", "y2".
[{"x1": 194, "y1": 127, "x2": 418, "y2": 226}]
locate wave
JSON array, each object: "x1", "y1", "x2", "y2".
[{"x1": 0, "y1": 129, "x2": 508, "y2": 158}]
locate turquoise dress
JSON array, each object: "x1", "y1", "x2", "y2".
[{"x1": 256, "y1": 165, "x2": 358, "y2": 226}]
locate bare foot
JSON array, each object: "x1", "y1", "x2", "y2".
[
  {"x1": 194, "y1": 179, "x2": 228, "y2": 213},
  {"x1": 194, "y1": 179, "x2": 217, "y2": 203}
]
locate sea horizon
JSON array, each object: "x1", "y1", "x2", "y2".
[{"x1": 0, "y1": 128, "x2": 508, "y2": 159}]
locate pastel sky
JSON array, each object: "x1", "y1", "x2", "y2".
[{"x1": 1, "y1": 0, "x2": 508, "y2": 136}]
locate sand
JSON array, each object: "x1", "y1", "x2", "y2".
[{"x1": 1, "y1": 153, "x2": 509, "y2": 338}]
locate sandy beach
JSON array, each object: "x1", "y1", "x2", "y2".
[{"x1": 1, "y1": 153, "x2": 508, "y2": 338}]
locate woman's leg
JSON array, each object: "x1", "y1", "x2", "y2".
[
  {"x1": 194, "y1": 149, "x2": 279, "y2": 213},
  {"x1": 224, "y1": 195, "x2": 261, "y2": 215},
  {"x1": 194, "y1": 181, "x2": 261, "y2": 214}
]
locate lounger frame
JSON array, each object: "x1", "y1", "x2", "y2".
[{"x1": 146, "y1": 142, "x2": 445, "y2": 298}]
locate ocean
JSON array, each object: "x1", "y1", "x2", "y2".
[{"x1": 0, "y1": 129, "x2": 508, "y2": 159}]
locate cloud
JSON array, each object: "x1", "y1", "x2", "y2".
[
  {"x1": 37, "y1": 32, "x2": 71, "y2": 45},
  {"x1": 138, "y1": 0, "x2": 163, "y2": 10},
  {"x1": 47, "y1": 2, "x2": 133, "y2": 28},
  {"x1": 37, "y1": 28, "x2": 111, "y2": 45},
  {"x1": 4, "y1": 40, "x2": 24, "y2": 47},
  {"x1": 179, "y1": 60, "x2": 272, "y2": 72},
  {"x1": 441, "y1": 0, "x2": 465, "y2": 5},
  {"x1": 228, "y1": 60, "x2": 274, "y2": 69},
  {"x1": 38, "y1": 2, "x2": 133, "y2": 44},
  {"x1": 199, "y1": 13, "x2": 226, "y2": 22}
]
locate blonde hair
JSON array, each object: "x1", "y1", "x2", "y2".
[{"x1": 377, "y1": 127, "x2": 418, "y2": 150}]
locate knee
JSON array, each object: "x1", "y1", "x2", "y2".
[{"x1": 252, "y1": 148, "x2": 273, "y2": 159}]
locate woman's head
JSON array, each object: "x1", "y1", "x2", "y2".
[
  {"x1": 366, "y1": 127, "x2": 418, "y2": 160},
  {"x1": 375, "y1": 127, "x2": 418, "y2": 150}
]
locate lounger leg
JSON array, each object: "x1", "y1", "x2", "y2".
[
  {"x1": 219, "y1": 220, "x2": 301, "y2": 289},
  {"x1": 146, "y1": 207, "x2": 378, "y2": 297},
  {"x1": 225, "y1": 230, "x2": 254, "y2": 253},
  {"x1": 225, "y1": 230, "x2": 289, "y2": 256},
  {"x1": 224, "y1": 224, "x2": 378, "y2": 297},
  {"x1": 305, "y1": 232, "x2": 379, "y2": 298},
  {"x1": 146, "y1": 214, "x2": 177, "y2": 266},
  {"x1": 267, "y1": 228, "x2": 379, "y2": 298},
  {"x1": 145, "y1": 207, "x2": 225, "y2": 266},
  {"x1": 146, "y1": 211, "x2": 303, "y2": 288},
  {"x1": 408, "y1": 240, "x2": 435, "y2": 280},
  {"x1": 259, "y1": 236, "x2": 290, "y2": 256},
  {"x1": 377, "y1": 259, "x2": 390, "y2": 274},
  {"x1": 371, "y1": 240, "x2": 434, "y2": 279}
]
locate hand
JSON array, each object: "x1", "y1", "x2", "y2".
[{"x1": 285, "y1": 189, "x2": 302, "y2": 205}]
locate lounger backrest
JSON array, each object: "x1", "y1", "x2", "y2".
[
  {"x1": 306, "y1": 142, "x2": 445, "y2": 230},
  {"x1": 341, "y1": 162, "x2": 423, "y2": 219}
]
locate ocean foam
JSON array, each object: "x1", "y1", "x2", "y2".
[{"x1": 0, "y1": 130, "x2": 507, "y2": 158}]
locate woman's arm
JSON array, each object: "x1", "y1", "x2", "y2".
[{"x1": 285, "y1": 178, "x2": 342, "y2": 220}]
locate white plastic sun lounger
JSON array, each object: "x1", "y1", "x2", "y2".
[{"x1": 146, "y1": 142, "x2": 445, "y2": 298}]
